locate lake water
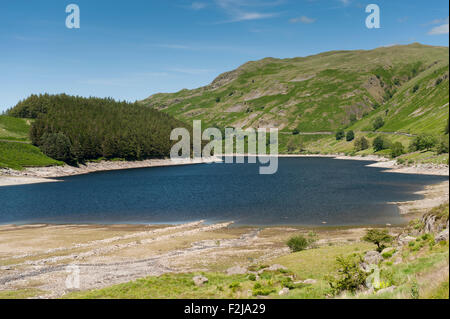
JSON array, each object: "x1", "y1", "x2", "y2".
[{"x1": 0, "y1": 158, "x2": 447, "y2": 226}]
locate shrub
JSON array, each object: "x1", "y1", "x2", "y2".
[
  {"x1": 292, "y1": 129, "x2": 300, "y2": 135},
  {"x1": 286, "y1": 138, "x2": 297, "y2": 153},
  {"x1": 390, "y1": 142, "x2": 404, "y2": 158},
  {"x1": 346, "y1": 130, "x2": 355, "y2": 142},
  {"x1": 412, "y1": 84, "x2": 419, "y2": 93},
  {"x1": 287, "y1": 235, "x2": 309, "y2": 252},
  {"x1": 336, "y1": 129, "x2": 345, "y2": 141},
  {"x1": 436, "y1": 136, "x2": 449, "y2": 154},
  {"x1": 409, "y1": 134, "x2": 438, "y2": 152},
  {"x1": 373, "y1": 136, "x2": 390, "y2": 152},
  {"x1": 327, "y1": 254, "x2": 368, "y2": 295},
  {"x1": 252, "y1": 283, "x2": 276, "y2": 296},
  {"x1": 354, "y1": 136, "x2": 369, "y2": 151},
  {"x1": 287, "y1": 233, "x2": 317, "y2": 252},
  {"x1": 372, "y1": 117, "x2": 385, "y2": 131},
  {"x1": 362, "y1": 229, "x2": 393, "y2": 252}
]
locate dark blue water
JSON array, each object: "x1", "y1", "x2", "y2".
[{"x1": 0, "y1": 158, "x2": 447, "y2": 226}]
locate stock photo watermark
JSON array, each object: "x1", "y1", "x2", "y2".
[
  {"x1": 366, "y1": 4, "x2": 380, "y2": 29},
  {"x1": 170, "y1": 120, "x2": 279, "y2": 175},
  {"x1": 65, "y1": 264, "x2": 80, "y2": 289},
  {"x1": 66, "y1": 4, "x2": 80, "y2": 29}
]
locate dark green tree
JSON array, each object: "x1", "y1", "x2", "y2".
[
  {"x1": 346, "y1": 130, "x2": 355, "y2": 142},
  {"x1": 336, "y1": 129, "x2": 345, "y2": 141},
  {"x1": 363, "y1": 229, "x2": 393, "y2": 252},
  {"x1": 372, "y1": 117, "x2": 385, "y2": 131},
  {"x1": 354, "y1": 136, "x2": 369, "y2": 151}
]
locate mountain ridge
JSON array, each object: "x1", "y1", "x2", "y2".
[{"x1": 141, "y1": 43, "x2": 449, "y2": 139}]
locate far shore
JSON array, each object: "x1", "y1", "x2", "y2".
[{"x1": 0, "y1": 153, "x2": 448, "y2": 187}]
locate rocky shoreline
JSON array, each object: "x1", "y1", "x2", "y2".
[{"x1": 0, "y1": 157, "x2": 221, "y2": 186}]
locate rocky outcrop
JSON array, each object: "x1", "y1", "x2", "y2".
[
  {"x1": 364, "y1": 251, "x2": 382, "y2": 265},
  {"x1": 226, "y1": 266, "x2": 247, "y2": 275},
  {"x1": 435, "y1": 228, "x2": 449, "y2": 243},
  {"x1": 193, "y1": 275, "x2": 208, "y2": 286}
]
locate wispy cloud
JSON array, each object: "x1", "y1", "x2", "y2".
[
  {"x1": 190, "y1": 2, "x2": 207, "y2": 10},
  {"x1": 338, "y1": 0, "x2": 350, "y2": 6},
  {"x1": 289, "y1": 15, "x2": 316, "y2": 24},
  {"x1": 427, "y1": 16, "x2": 449, "y2": 25},
  {"x1": 428, "y1": 23, "x2": 449, "y2": 35},
  {"x1": 426, "y1": 16, "x2": 449, "y2": 35},
  {"x1": 213, "y1": 0, "x2": 282, "y2": 23}
]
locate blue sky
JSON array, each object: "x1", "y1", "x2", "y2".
[{"x1": 0, "y1": 0, "x2": 448, "y2": 112}]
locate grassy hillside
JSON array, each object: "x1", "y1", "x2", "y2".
[
  {"x1": 141, "y1": 43, "x2": 449, "y2": 154},
  {"x1": 0, "y1": 141, "x2": 62, "y2": 170},
  {"x1": 0, "y1": 115, "x2": 31, "y2": 142},
  {"x1": 0, "y1": 115, "x2": 62, "y2": 170}
]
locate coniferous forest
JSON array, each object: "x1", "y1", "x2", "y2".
[{"x1": 8, "y1": 94, "x2": 189, "y2": 163}]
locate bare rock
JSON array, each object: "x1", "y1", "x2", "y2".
[
  {"x1": 302, "y1": 279, "x2": 317, "y2": 284},
  {"x1": 267, "y1": 264, "x2": 288, "y2": 272},
  {"x1": 364, "y1": 251, "x2": 382, "y2": 265},
  {"x1": 193, "y1": 275, "x2": 208, "y2": 286},
  {"x1": 398, "y1": 236, "x2": 416, "y2": 246},
  {"x1": 226, "y1": 266, "x2": 247, "y2": 275},
  {"x1": 278, "y1": 288, "x2": 290, "y2": 296},
  {"x1": 435, "y1": 228, "x2": 449, "y2": 243}
]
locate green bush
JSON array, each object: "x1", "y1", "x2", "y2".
[
  {"x1": 327, "y1": 254, "x2": 368, "y2": 295},
  {"x1": 373, "y1": 136, "x2": 390, "y2": 152},
  {"x1": 390, "y1": 142, "x2": 405, "y2": 158},
  {"x1": 286, "y1": 233, "x2": 317, "y2": 252},
  {"x1": 409, "y1": 134, "x2": 438, "y2": 152},
  {"x1": 287, "y1": 235, "x2": 309, "y2": 252},
  {"x1": 252, "y1": 283, "x2": 276, "y2": 296},
  {"x1": 336, "y1": 129, "x2": 345, "y2": 141},
  {"x1": 372, "y1": 117, "x2": 385, "y2": 131},
  {"x1": 436, "y1": 136, "x2": 449, "y2": 154},
  {"x1": 346, "y1": 130, "x2": 355, "y2": 142},
  {"x1": 354, "y1": 136, "x2": 369, "y2": 151}
]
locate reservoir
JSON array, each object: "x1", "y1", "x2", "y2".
[{"x1": 0, "y1": 157, "x2": 447, "y2": 226}]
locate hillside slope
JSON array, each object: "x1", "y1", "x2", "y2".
[{"x1": 141, "y1": 44, "x2": 449, "y2": 137}]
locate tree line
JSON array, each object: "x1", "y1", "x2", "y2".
[{"x1": 8, "y1": 94, "x2": 189, "y2": 164}]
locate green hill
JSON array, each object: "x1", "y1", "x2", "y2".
[
  {"x1": 141, "y1": 43, "x2": 449, "y2": 155},
  {"x1": 4, "y1": 94, "x2": 190, "y2": 168}
]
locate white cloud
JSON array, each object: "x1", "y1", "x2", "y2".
[
  {"x1": 428, "y1": 23, "x2": 449, "y2": 35},
  {"x1": 429, "y1": 16, "x2": 449, "y2": 25},
  {"x1": 214, "y1": 0, "x2": 281, "y2": 23},
  {"x1": 289, "y1": 15, "x2": 316, "y2": 24},
  {"x1": 191, "y1": 2, "x2": 207, "y2": 10}
]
